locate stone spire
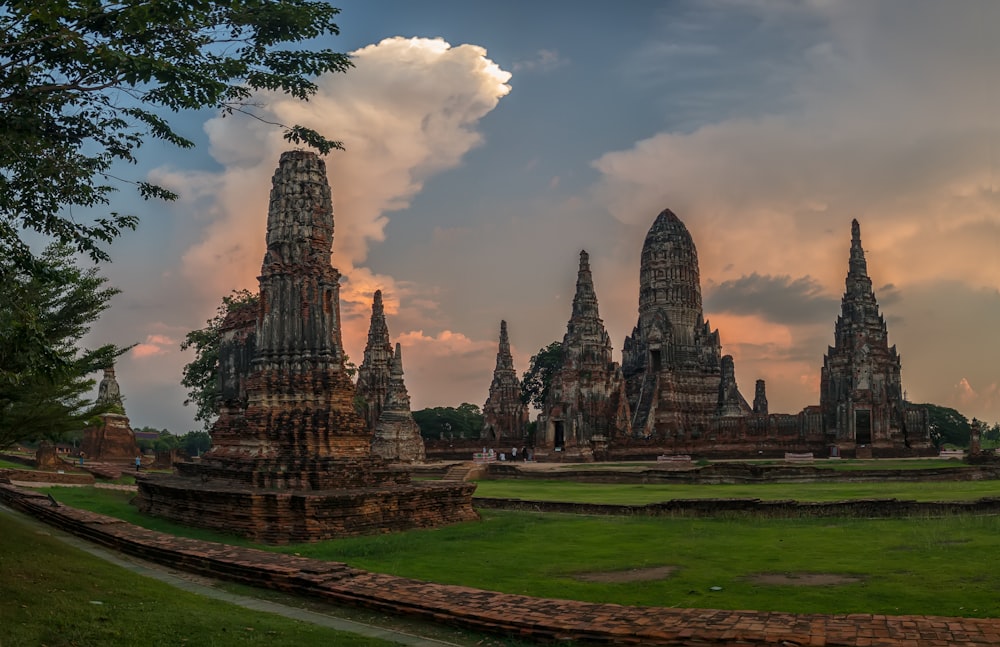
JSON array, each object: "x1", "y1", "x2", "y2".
[
  {"x1": 356, "y1": 290, "x2": 395, "y2": 432},
  {"x1": 482, "y1": 320, "x2": 528, "y2": 442},
  {"x1": 255, "y1": 150, "x2": 344, "y2": 364},
  {"x1": 752, "y1": 379, "x2": 768, "y2": 416},
  {"x1": 96, "y1": 364, "x2": 123, "y2": 410},
  {"x1": 372, "y1": 343, "x2": 426, "y2": 462},
  {"x1": 819, "y1": 219, "x2": 931, "y2": 454},
  {"x1": 207, "y1": 150, "x2": 370, "y2": 464},
  {"x1": 537, "y1": 251, "x2": 630, "y2": 458}
]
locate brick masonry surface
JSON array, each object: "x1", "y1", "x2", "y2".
[{"x1": 3, "y1": 483, "x2": 1000, "y2": 646}]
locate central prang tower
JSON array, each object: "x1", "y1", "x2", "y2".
[
  {"x1": 621, "y1": 209, "x2": 749, "y2": 438},
  {"x1": 136, "y1": 151, "x2": 477, "y2": 542}
]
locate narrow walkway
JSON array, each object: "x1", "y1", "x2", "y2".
[
  {"x1": 0, "y1": 503, "x2": 460, "y2": 647},
  {"x1": 4, "y1": 482, "x2": 1000, "y2": 646}
]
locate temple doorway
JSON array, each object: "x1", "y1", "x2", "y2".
[
  {"x1": 855, "y1": 409, "x2": 872, "y2": 445},
  {"x1": 554, "y1": 421, "x2": 565, "y2": 450}
]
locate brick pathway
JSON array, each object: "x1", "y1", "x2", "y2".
[{"x1": 3, "y1": 482, "x2": 999, "y2": 646}]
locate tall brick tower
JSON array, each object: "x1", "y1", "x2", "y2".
[
  {"x1": 819, "y1": 219, "x2": 931, "y2": 456},
  {"x1": 357, "y1": 290, "x2": 395, "y2": 432},
  {"x1": 537, "y1": 250, "x2": 630, "y2": 460},
  {"x1": 622, "y1": 209, "x2": 748, "y2": 439},
  {"x1": 136, "y1": 151, "x2": 477, "y2": 541},
  {"x1": 481, "y1": 320, "x2": 528, "y2": 444}
]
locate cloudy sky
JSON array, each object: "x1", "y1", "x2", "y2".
[{"x1": 87, "y1": 0, "x2": 1000, "y2": 432}]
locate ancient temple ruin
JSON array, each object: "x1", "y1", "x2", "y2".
[
  {"x1": 356, "y1": 290, "x2": 394, "y2": 432},
  {"x1": 481, "y1": 320, "x2": 528, "y2": 444},
  {"x1": 371, "y1": 343, "x2": 426, "y2": 463},
  {"x1": 819, "y1": 220, "x2": 932, "y2": 457},
  {"x1": 82, "y1": 364, "x2": 139, "y2": 461},
  {"x1": 536, "y1": 251, "x2": 631, "y2": 460},
  {"x1": 621, "y1": 209, "x2": 750, "y2": 441},
  {"x1": 135, "y1": 151, "x2": 477, "y2": 543},
  {"x1": 523, "y1": 210, "x2": 931, "y2": 461}
]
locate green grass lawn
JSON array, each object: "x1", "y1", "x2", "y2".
[
  {"x1": 38, "y1": 485, "x2": 1000, "y2": 618},
  {"x1": 0, "y1": 458, "x2": 32, "y2": 469},
  {"x1": 0, "y1": 513, "x2": 398, "y2": 647},
  {"x1": 472, "y1": 478, "x2": 1000, "y2": 503}
]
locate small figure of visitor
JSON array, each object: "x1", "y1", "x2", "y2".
[
  {"x1": 135, "y1": 455, "x2": 142, "y2": 472},
  {"x1": 511, "y1": 446, "x2": 517, "y2": 460},
  {"x1": 79, "y1": 451, "x2": 85, "y2": 467}
]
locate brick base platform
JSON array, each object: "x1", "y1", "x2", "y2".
[
  {"x1": 135, "y1": 475, "x2": 479, "y2": 544},
  {"x1": 3, "y1": 483, "x2": 998, "y2": 646}
]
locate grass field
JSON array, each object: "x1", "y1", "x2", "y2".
[
  {"x1": 38, "y1": 485, "x2": 1000, "y2": 619},
  {"x1": 555, "y1": 458, "x2": 965, "y2": 471},
  {"x1": 472, "y1": 477, "x2": 1000, "y2": 503},
  {"x1": 0, "y1": 512, "x2": 397, "y2": 647}
]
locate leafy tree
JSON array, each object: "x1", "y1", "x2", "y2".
[
  {"x1": 921, "y1": 403, "x2": 974, "y2": 449},
  {"x1": 180, "y1": 289, "x2": 258, "y2": 430},
  {"x1": 1, "y1": 0, "x2": 352, "y2": 271},
  {"x1": 413, "y1": 404, "x2": 485, "y2": 440},
  {"x1": 179, "y1": 430, "x2": 212, "y2": 457},
  {"x1": 520, "y1": 341, "x2": 563, "y2": 410},
  {"x1": 0, "y1": 244, "x2": 128, "y2": 449}
]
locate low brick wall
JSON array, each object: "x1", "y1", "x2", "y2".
[
  {"x1": 486, "y1": 461, "x2": 1000, "y2": 484},
  {"x1": 473, "y1": 495, "x2": 1000, "y2": 518},
  {"x1": 5, "y1": 482, "x2": 1000, "y2": 646},
  {"x1": 0, "y1": 468, "x2": 94, "y2": 485}
]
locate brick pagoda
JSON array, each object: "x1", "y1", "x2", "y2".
[
  {"x1": 135, "y1": 151, "x2": 477, "y2": 543},
  {"x1": 480, "y1": 320, "x2": 528, "y2": 444},
  {"x1": 371, "y1": 343, "x2": 426, "y2": 463},
  {"x1": 356, "y1": 290, "x2": 394, "y2": 432},
  {"x1": 81, "y1": 365, "x2": 139, "y2": 462},
  {"x1": 819, "y1": 220, "x2": 932, "y2": 457},
  {"x1": 536, "y1": 251, "x2": 631, "y2": 460}
]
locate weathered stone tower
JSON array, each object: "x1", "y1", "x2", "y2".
[
  {"x1": 82, "y1": 364, "x2": 139, "y2": 461},
  {"x1": 481, "y1": 320, "x2": 528, "y2": 444},
  {"x1": 356, "y1": 290, "x2": 394, "y2": 432},
  {"x1": 819, "y1": 219, "x2": 931, "y2": 457},
  {"x1": 622, "y1": 209, "x2": 749, "y2": 439},
  {"x1": 537, "y1": 251, "x2": 631, "y2": 460},
  {"x1": 136, "y1": 151, "x2": 477, "y2": 542},
  {"x1": 371, "y1": 343, "x2": 426, "y2": 463}
]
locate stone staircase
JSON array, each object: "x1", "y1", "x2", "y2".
[{"x1": 441, "y1": 462, "x2": 483, "y2": 481}]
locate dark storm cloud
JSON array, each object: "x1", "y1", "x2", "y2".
[{"x1": 705, "y1": 273, "x2": 839, "y2": 325}]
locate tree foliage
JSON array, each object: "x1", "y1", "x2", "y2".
[
  {"x1": 413, "y1": 403, "x2": 484, "y2": 440},
  {"x1": 921, "y1": 403, "x2": 974, "y2": 449},
  {"x1": 0, "y1": 0, "x2": 352, "y2": 270},
  {"x1": 180, "y1": 289, "x2": 258, "y2": 430},
  {"x1": 520, "y1": 341, "x2": 563, "y2": 410},
  {"x1": 0, "y1": 244, "x2": 128, "y2": 449}
]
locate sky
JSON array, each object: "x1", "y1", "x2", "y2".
[{"x1": 84, "y1": 0, "x2": 1000, "y2": 433}]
